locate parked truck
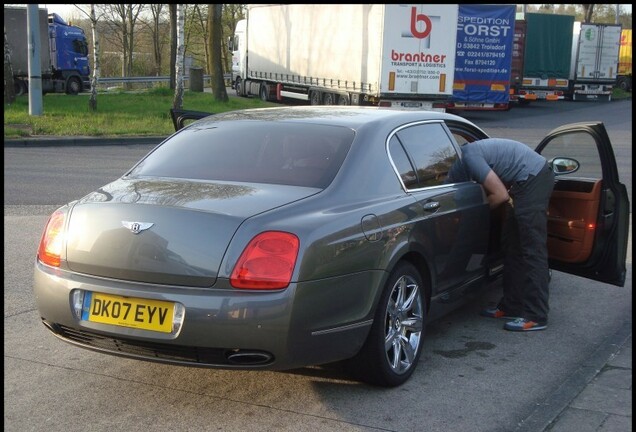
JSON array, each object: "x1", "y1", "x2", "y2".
[
  {"x1": 617, "y1": 28, "x2": 632, "y2": 92},
  {"x1": 568, "y1": 22, "x2": 622, "y2": 101},
  {"x1": 445, "y1": 3, "x2": 515, "y2": 111},
  {"x1": 230, "y1": 4, "x2": 459, "y2": 110},
  {"x1": 509, "y1": 13, "x2": 575, "y2": 103},
  {"x1": 508, "y1": 18, "x2": 527, "y2": 104},
  {"x1": 4, "y1": 6, "x2": 90, "y2": 96}
]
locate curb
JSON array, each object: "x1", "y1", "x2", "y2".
[
  {"x1": 514, "y1": 320, "x2": 632, "y2": 432},
  {"x1": 4, "y1": 136, "x2": 168, "y2": 147}
]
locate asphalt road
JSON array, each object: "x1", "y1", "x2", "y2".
[{"x1": 4, "y1": 98, "x2": 632, "y2": 432}]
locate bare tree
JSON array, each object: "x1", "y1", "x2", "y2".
[
  {"x1": 193, "y1": 5, "x2": 210, "y2": 74},
  {"x1": 4, "y1": 28, "x2": 16, "y2": 104},
  {"x1": 182, "y1": 5, "x2": 205, "y2": 71},
  {"x1": 169, "y1": 4, "x2": 177, "y2": 89},
  {"x1": 581, "y1": 4, "x2": 595, "y2": 23},
  {"x1": 141, "y1": 4, "x2": 168, "y2": 76},
  {"x1": 74, "y1": 4, "x2": 102, "y2": 111},
  {"x1": 88, "y1": 5, "x2": 100, "y2": 111},
  {"x1": 173, "y1": 4, "x2": 185, "y2": 109},
  {"x1": 222, "y1": 5, "x2": 246, "y2": 79},
  {"x1": 99, "y1": 4, "x2": 145, "y2": 88},
  {"x1": 207, "y1": 4, "x2": 228, "y2": 101}
]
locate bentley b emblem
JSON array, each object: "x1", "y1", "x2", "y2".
[{"x1": 122, "y1": 221, "x2": 154, "y2": 234}]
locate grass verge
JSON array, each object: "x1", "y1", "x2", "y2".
[
  {"x1": 612, "y1": 87, "x2": 632, "y2": 100},
  {"x1": 5, "y1": 86, "x2": 631, "y2": 138},
  {"x1": 3, "y1": 87, "x2": 278, "y2": 138}
]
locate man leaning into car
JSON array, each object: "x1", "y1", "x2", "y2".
[{"x1": 460, "y1": 138, "x2": 555, "y2": 332}]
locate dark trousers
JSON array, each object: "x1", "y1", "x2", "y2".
[{"x1": 498, "y1": 163, "x2": 555, "y2": 324}]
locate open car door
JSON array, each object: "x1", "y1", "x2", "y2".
[{"x1": 536, "y1": 122, "x2": 629, "y2": 287}]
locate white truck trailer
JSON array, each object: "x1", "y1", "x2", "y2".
[
  {"x1": 230, "y1": 4, "x2": 458, "y2": 110},
  {"x1": 569, "y1": 22, "x2": 622, "y2": 101}
]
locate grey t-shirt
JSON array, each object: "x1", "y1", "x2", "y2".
[{"x1": 461, "y1": 138, "x2": 546, "y2": 185}]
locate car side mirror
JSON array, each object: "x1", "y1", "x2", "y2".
[{"x1": 549, "y1": 157, "x2": 580, "y2": 175}]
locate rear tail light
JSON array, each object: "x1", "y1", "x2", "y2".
[
  {"x1": 230, "y1": 231, "x2": 299, "y2": 290},
  {"x1": 37, "y1": 209, "x2": 67, "y2": 267}
]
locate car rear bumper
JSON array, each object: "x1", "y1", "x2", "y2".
[{"x1": 33, "y1": 262, "x2": 384, "y2": 370}]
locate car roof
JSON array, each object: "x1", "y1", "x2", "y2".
[{"x1": 191, "y1": 106, "x2": 475, "y2": 130}]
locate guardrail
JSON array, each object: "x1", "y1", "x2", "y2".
[
  {"x1": 96, "y1": 74, "x2": 232, "y2": 91},
  {"x1": 99, "y1": 74, "x2": 230, "y2": 84}
]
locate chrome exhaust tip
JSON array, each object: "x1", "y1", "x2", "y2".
[{"x1": 226, "y1": 350, "x2": 274, "y2": 365}]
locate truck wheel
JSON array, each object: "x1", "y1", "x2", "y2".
[
  {"x1": 259, "y1": 84, "x2": 269, "y2": 102},
  {"x1": 617, "y1": 77, "x2": 630, "y2": 92},
  {"x1": 66, "y1": 77, "x2": 82, "y2": 95},
  {"x1": 323, "y1": 93, "x2": 335, "y2": 105},
  {"x1": 309, "y1": 91, "x2": 322, "y2": 105},
  {"x1": 337, "y1": 94, "x2": 350, "y2": 105},
  {"x1": 14, "y1": 80, "x2": 28, "y2": 96}
]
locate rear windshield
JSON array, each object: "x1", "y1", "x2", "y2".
[{"x1": 129, "y1": 121, "x2": 354, "y2": 189}]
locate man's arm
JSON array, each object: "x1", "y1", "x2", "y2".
[{"x1": 482, "y1": 170, "x2": 510, "y2": 209}]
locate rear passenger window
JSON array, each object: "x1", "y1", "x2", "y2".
[
  {"x1": 393, "y1": 123, "x2": 459, "y2": 188},
  {"x1": 388, "y1": 136, "x2": 418, "y2": 189}
]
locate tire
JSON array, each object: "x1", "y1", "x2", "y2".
[
  {"x1": 66, "y1": 77, "x2": 82, "y2": 95},
  {"x1": 14, "y1": 80, "x2": 27, "y2": 96},
  {"x1": 347, "y1": 261, "x2": 426, "y2": 387},
  {"x1": 259, "y1": 83, "x2": 269, "y2": 102},
  {"x1": 617, "y1": 77, "x2": 630, "y2": 92},
  {"x1": 323, "y1": 92, "x2": 335, "y2": 105},
  {"x1": 309, "y1": 90, "x2": 322, "y2": 105},
  {"x1": 337, "y1": 94, "x2": 350, "y2": 105}
]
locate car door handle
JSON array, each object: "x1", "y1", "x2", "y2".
[{"x1": 422, "y1": 201, "x2": 440, "y2": 211}]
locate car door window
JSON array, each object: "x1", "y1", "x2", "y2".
[
  {"x1": 393, "y1": 123, "x2": 459, "y2": 188},
  {"x1": 539, "y1": 131, "x2": 603, "y2": 179},
  {"x1": 388, "y1": 136, "x2": 418, "y2": 189}
]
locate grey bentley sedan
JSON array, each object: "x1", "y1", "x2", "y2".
[{"x1": 33, "y1": 106, "x2": 629, "y2": 387}]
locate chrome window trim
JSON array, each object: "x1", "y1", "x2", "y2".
[{"x1": 386, "y1": 119, "x2": 463, "y2": 193}]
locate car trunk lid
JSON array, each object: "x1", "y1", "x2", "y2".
[{"x1": 64, "y1": 177, "x2": 319, "y2": 287}]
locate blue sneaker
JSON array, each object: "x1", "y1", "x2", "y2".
[
  {"x1": 504, "y1": 318, "x2": 547, "y2": 332},
  {"x1": 480, "y1": 307, "x2": 520, "y2": 320}
]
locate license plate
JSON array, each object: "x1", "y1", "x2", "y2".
[
  {"x1": 81, "y1": 292, "x2": 175, "y2": 333},
  {"x1": 401, "y1": 101, "x2": 423, "y2": 108}
]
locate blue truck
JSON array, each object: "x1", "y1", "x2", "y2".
[
  {"x1": 445, "y1": 4, "x2": 516, "y2": 111},
  {"x1": 5, "y1": 6, "x2": 91, "y2": 95}
]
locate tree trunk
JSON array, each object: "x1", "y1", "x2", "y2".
[
  {"x1": 121, "y1": 18, "x2": 130, "y2": 90},
  {"x1": 172, "y1": 4, "x2": 185, "y2": 109},
  {"x1": 169, "y1": 4, "x2": 177, "y2": 90},
  {"x1": 4, "y1": 29, "x2": 16, "y2": 104},
  {"x1": 582, "y1": 4, "x2": 595, "y2": 23},
  {"x1": 151, "y1": 5, "x2": 163, "y2": 76},
  {"x1": 88, "y1": 4, "x2": 99, "y2": 112},
  {"x1": 207, "y1": 4, "x2": 229, "y2": 102}
]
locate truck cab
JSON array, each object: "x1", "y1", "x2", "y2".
[
  {"x1": 48, "y1": 13, "x2": 91, "y2": 95},
  {"x1": 4, "y1": 7, "x2": 91, "y2": 96},
  {"x1": 229, "y1": 19, "x2": 246, "y2": 92}
]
